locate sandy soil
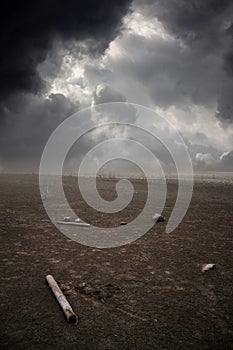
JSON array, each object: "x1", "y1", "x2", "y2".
[{"x1": 0, "y1": 174, "x2": 233, "y2": 350}]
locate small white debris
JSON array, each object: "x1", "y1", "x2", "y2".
[
  {"x1": 202, "y1": 264, "x2": 216, "y2": 272},
  {"x1": 58, "y1": 216, "x2": 90, "y2": 227},
  {"x1": 152, "y1": 213, "x2": 165, "y2": 222},
  {"x1": 63, "y1": 216, "x2": 71, "y2": 222},
  {"x1": 77, "y1": 282, "x2": 86, "y2": 290},
  {"x1": 120, "y1": 221, "x2": 127, "y2": 226}
]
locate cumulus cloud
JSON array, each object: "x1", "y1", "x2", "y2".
[
  {"x1": 195, "y1": 152, "x2": 216, "y2": 166},
  {"x1": 195, "y1": 150, "x2": 233, "y2": 171}
]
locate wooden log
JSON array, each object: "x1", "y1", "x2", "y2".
[{"x1": 46, "y1": 274, "x2": 78, "y2": 323}]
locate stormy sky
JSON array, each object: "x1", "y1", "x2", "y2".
[{"x1": 0, "y1": 0, "x2": 233, "y2": 173}]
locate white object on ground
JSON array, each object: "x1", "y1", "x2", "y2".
[
  {"x1": 57, "y1": 220, "x2": 90, "y2": 227},
  {"x1": 46, "y1": 274, "x2": 78, "y2": 323},
  {"x1": 58, "y1": 216, "x2": 90, "y2": 227},
  {"x1": 63, "y1": 216, "x2": 72, "y2": 222},
  {"x1": 120, "y1": 221, "x2": 127, "y2": 226},
  {"x1": 202, "y1": 264, "x2": 216, "y2": 272},
  {"x1": 152, "y1": 213, "x2": 165, "y2": 222}
]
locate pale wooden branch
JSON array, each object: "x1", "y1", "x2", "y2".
[{"x1": 46, "y1": 274, "x2": 78, "y2": 323}]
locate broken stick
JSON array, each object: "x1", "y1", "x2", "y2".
[{"x1": 46, "y1": 274, "x2": 78, "y2": 323}]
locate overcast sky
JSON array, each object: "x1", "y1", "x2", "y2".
[{"x1": 0, "y1": 0, "x2": 233, "y2": 173}]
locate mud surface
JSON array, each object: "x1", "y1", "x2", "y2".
[{"x1": 0, "y1": 174, "x2": 233, "y2": 349}]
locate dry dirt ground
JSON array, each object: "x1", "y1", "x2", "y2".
[{"x1": 0, "y1": 174, "x2": 233, "y2": 350}]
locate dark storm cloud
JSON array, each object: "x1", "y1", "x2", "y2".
[
  {"x1": 0, "y1": 93, "x2": 78, "y2": 171},
  {"x1": 136, "y1": 0, "x2": 233, "y2": 123},
  {"x1": 114, "y1": 34, "x2": 222, "y2": 108},
  {"x1": 136, "y1": 0, "x2": 232, "y2": 47},
  {"x1": 217, "y1": 23, "x2": 233, "y2": 123},
  {"x1": 224, "y1": 23, "x2": 233, "y2": 77},
  {"x1": 139, "y1": 0, "x2": 232, "y2": 43},
  {"x1": 0, "y1": 0, "x2": 132, "y2": 103},
  {"x1": 0, "y1": 0, "x2": 132, "y2": 171}
]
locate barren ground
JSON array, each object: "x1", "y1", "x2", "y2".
[{"x1": 0, "y1": 174, "x2": 233, "y2": 350}]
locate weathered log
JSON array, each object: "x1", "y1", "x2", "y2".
[{"x1": 46, "y1": 274, "x2": 78, "y2": 323}]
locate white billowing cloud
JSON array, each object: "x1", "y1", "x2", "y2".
[
  {"x1": 123, "y1": 9, "x2": 175, "y2": 42},
  {"x1": 195, "y1": 152, "x2": 216, "y2": 166},
  {"x1": 195, "y1": 151, "x2": 233, "y2": 171},
  {"x1": 220, "y1": 150, "x2": 233, "y2": 169},
  {"x1": 38, "y1": 45, "x2": 91, "y2": 106},
  {"x1": 93, "y1": 84, "x2": 126, "y2": 105},
  {"x1": 156, "y1": 104, "x2": 233, "y2": 153}
]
